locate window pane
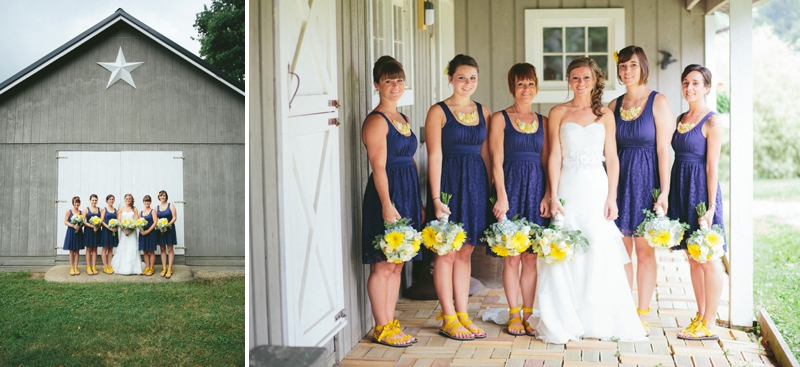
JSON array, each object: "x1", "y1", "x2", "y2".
[
  {"x1": 543, "y1": 56, "x2": 563, "y2": 81},
  {"x1": 565, "y1": 27, "x2": 585, "y2": 53},
  {"x1": 589, "y1": 55, "x2": 609, "y2": 79},
  {"x1": 588, "y1": 27, "x2": 608, "y2": 52},
  {"x1": 565, "y1": 55, "x2": 579, "y2": 72},
  {"x1": 543, "y1": 27, "x2": 562, "y2": 53}
]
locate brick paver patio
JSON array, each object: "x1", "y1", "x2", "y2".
[{"x1": 341, "y1": 249, "x2": 776, "y2": 367}]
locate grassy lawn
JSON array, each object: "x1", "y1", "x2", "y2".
[
  {"x1": 0, "y1": 272, "x2": 244, "y2": 366},
  {"x1": 754, "y1": 178, "x2": 800, "y2": 200},
  {"x1": 752, "y1": 178, "x2": 800, "y2": 359}
]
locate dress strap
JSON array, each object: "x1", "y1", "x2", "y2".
[
  {"x1": 437, "y1": 101, "x2": 456, "y2": 122},
  {"x1": 500, "y1": 110, "x2": 512, "y2": 130},
  {"x1": 476, "y1": 102, "x2": 485, "y2": 127},
  {"x1": 400, "y1": 112, "x2": 409, "y2": 123},
  {"x1": 643, "y1": 90, "x2": 658, "y2": 117},
  {"x1": 613, "y1": 94, "x2": 625, "y2": 119},
  {"x1": 369, "y1": 111, "x2": 393, "y2": 126},
  {"x1": 694, "y1": 111, "x2": 716, "y2": 129}
]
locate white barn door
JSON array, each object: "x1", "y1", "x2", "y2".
[
  {"x1": 57, "y1": 151, "x2": 184, "y2": 255},
  {"x1": 277, "y1": 0, "x2": 346, "y2": 346}
]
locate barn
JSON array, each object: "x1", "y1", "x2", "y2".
[{"x1": 0, "y1": 9, "x2": 245, "y2": 271}]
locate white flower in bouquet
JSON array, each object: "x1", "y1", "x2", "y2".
[
  {"x1": 119, "y1": 218, "x2": 137, "y2": 236},
  {"x1": 69, "y1": 214, "x2": 85, "y2": 234},
  {"x1": 686, "y1": 202, "x2": 725, "y2": 263},
  {"x1": 421, "y1": 192, "x2": 467, "y2": 255},
  {"x1": 529, "y1": 199, "x2": 588, "y2": 264},
  {"x1": 636, "y1": 189, "x2": 689, "y2": 249},
  {"x1": 108, "y1": 219, "x2": 119, "y2": 237},
  {"x1": 135, "y1": 218, "x2": 149, "y2": 231},
  {"x1": 482, "y1": 215, "x2": 537, "y2": 257},
  {"x1": 373, "y1": 218, "x2": 422, "y2": 264}
]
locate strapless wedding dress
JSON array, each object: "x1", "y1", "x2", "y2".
[{"x1": 531, "y1": 122, "x2": 647, "y2": 344}]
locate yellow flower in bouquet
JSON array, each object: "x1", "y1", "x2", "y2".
[
  {"x1": 529, "y1": 200, "x2": 588, "y2": 264},
  {"x1": 422, "y1": 192, "x2": 467, "y2": 255},
  {"x1": 685, "y1": 202, "x2": 726, "y2": 263},
  {"x1": 548, "y1": 242, "x2": 568, "y2": 261},
  {"x1": 373, "y1": 218, "x2": 422, "y2": 264},
  {"x1": 483, "y1": 216, "x2": 536, "y2": 257},
  {"x1": 637, "y1": 189, "x2": 689, "y2": 249},
  {"x1": 89, "y1": 216, "x2": 102, "y2": 230},
  {"x1": 108, "y1": 219, "x2": 119, "y2": 236}
]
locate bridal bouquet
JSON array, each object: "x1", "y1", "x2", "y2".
[
  {"x1": 89, "y1": 216, "x2": 103, "y2": 232},
  {"x1": 483, "y1": 215, "x2": 536, "y2": 257},
  {"x1": 421, "y1": 193, "x2": 467, "y2": 255},
  {"x1": 135, "y1": 218, "x2": 149, "y2": 231},
  {"x1": 530, "y1": 199, "x2": 588, "y2": 264},
  {"x1": 155, "y1": 218, "x2": 172, "y2": 235},
  {"x1": 108, "y1": 219, "x2": 119, "y2": 236},
  {"x1": 373, "y1": 218, "x2": 422, "y2": 264},
  {"x1": 69, "y1": 214, "x2": 85, "y2": 234},
  {"x1": 685, "y1": 202, "x2": 725, "y2": 263},
  {"x1": 636, "y1": 189, "x2": 689, "y2": 249},
  {"x1": 119, "y1": 218, "x2": 137, "y2": 236}
]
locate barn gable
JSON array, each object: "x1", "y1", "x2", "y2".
[{"x1": 0, "y1": 9, "x2": 244, "y2": 270}]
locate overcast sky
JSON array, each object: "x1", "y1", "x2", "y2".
[{"x1": 0, "y1": 0, "x2": 210, "y2": 83}]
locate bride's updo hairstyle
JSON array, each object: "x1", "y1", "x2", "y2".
[
  {"x1": 566, "y1": 57, "x2": 605, "y2": 121},
  {"x1": 373, "y1": 56, "x2": 405, "y2": 84},
  {"x1": 446, "y1": 54, "x2": 479, "y2": 79}
]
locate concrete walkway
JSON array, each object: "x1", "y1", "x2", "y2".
[
  {"x1": 340, "y1": 249, "x2": 776, "y2": 367},
  {"x1": 44, "y1": 265, "x2": 194, "y2": 283}
]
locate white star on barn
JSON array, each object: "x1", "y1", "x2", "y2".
[{"x1": 97, "y1": 47, "x2": 143, "y2": 89}]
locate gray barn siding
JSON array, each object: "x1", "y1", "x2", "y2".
[
  {"x1": 0, "y1": 143, "x2": 243, "y2": 261},
  {"x1": 0, "y1": 21, "x2": 243, "y2": 269},
  {"x1": 453, "y1": 0, "x2": 706, "y2": 118}
]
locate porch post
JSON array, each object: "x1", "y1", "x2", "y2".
[{"x1": 728, "y1": 0, "x2": 754, "y2": 328}]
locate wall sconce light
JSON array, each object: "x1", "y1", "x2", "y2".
[
  {"x1": 418, "y1": 0, "x2": 434, "y2": 29},
  {"x1": 425, "y1": 1, "x2": 435, "y2": 26}
]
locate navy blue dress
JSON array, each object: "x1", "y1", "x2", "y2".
[
  {"x1": 488, "y1": 111, "x2": 548, "y2": 257},
  {"x1": 156, "y1": 204, "x2": 178, "y2": 245},
  {"x1": 667, "y1": 112, "x2": 726, "y2": 251},
  {"x1": 138, "y1": 209, "x2": 158, "y2": 251},
  {"x1": 361, "y1": 112, "x2": 423, "y2": 264},
  {"x1": 100, "y1": 207, "x2": 119, "y2": 248},
  {"x1": 615, "y1": 91, "x2": 660, "y2": 236},
  {"x1": 63, "y1": 211, "x2": 85, "y2": 251},
  {"x1": 84, "y1": 207, "x2": 102, "y2": 248},
  {"x1": 426, "y1": 101, "x2": 489, "y2": 247}
]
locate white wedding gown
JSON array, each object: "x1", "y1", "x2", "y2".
[
  {"x1": 110, "y1": 211, "x2": 144, "y2": 275},
  {"x1": 530, "y1": 122, "x2": 647, "y2": 344}
]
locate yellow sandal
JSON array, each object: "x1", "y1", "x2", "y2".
[
  {"x1": 637, "y1": 307, "x2": 651, "y2": 336},
  {"x1": 436, "y1": 312, "x2": 474, "y2": 341},
  {"x1": 165, "y1": 266, "x2": 173, "y2": 279},
  {"x1": 680, "y1": 312, "x2": 702, "y2": 335},
  {"x1": 507, "y1": 307, "x2": 526, "y2": 336},
  {"x1": 678, "y1": 320, "x2": 718, "y2": 340},
  {"x1": 372, "y1": 323, "x2": 411, "y2": 348},
  {"x1": 522, "y1": 307, "x2": 536, "y2": 336},
  {"x1": 390, "y1": 319, "x2": 417, "y2": 344},
  {"x1": 456, "y1": 312, "x2": 486, "y2": 339}
]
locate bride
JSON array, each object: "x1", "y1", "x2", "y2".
[
  {"x1": 110, "y1": 194, "x2": 144, "y2": 275},
  {"x1": 531, "y1": 58, "x2": 647, "y2": 343}
]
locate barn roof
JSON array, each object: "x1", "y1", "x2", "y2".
[{"x1": 0, "y1": 8, "x2": 244, "y2": 96}]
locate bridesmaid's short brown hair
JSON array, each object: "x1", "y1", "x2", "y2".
[
  {"x1": 158, "y1": 190, "x2": 169, "y2": 201},
  {"x1": 143, "y1": 195, "x2": 152, "y2": 202},
  {"x1": 616, "y1": 45, "x2": 650, "y2": 85},
  {"x1": 72, "y1": 196, "x2": 81, "y2": 205},
  {"x1": 507, "y1": 63, "x2": 539, "y2": 95}
]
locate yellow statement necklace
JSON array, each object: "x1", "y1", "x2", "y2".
[
  {"x1": 677, "y1": 108, "x2": 707, "y2": 134},
  {"x1": 513, "y1": 106, "x2": 538, "y2": 134},
  {"x1": 382, "y1": 109, "x2": 411, "y2": 136},
  {"x1": 454, "y1": 109, "x2": 478, "y2": 125},
  {"x1": 618, "y1": 91, "x2": 647, "y2": 121}
]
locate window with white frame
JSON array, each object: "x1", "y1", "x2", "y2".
[
  {"x1": 371, "y1": 0, "x2": 415, "y2": 107},
  {"x1": 525, "y1": 9, "x2": 625, "y2": 103}
]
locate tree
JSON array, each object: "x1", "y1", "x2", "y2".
[
  {"x1": 193, "y1": 0, "x2": 245, "y2": 84},
  {"x1": 754, "y1": 0, "x2": 800, "y2": 52}
]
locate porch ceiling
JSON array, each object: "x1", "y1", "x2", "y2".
[{"x1": 690, "y1": 0, "x2": 770, "y2": 14}]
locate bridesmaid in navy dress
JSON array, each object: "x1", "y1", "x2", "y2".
[
  {"x1": 138, "y1": 195, "x2": 158, "y2": 276},
  {"x1": 668, "y1": 65, "x2": 725, "y2": 341},
  {"x1": 82, "y1": 194, "x2": 102, "y2": 276},
  {"x1": 608, "y1": 46, "x2": 674, "y2": 332},
  {"x1": 426, "y1": 54, "x2": 490, "y2": 340},
  {"x1": 157, "y1": 190, "x2": 178, "y2": 279},
  {"x1": 488, "y1": 63, "x2": 550, "y2": 336},
  {"x1": 362, "y1": 56, "x2": 419, "y2": 348},
  {"x1": 100, "y1": 194, "x2": 119, "y2": 274},
  {"x1": 63, "y1": 196, "x2": 84, "y2": 276}
]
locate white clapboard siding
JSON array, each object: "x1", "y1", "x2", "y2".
[{"x1": 56, "y1": 151, "x2": 184, "y2": 255}]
